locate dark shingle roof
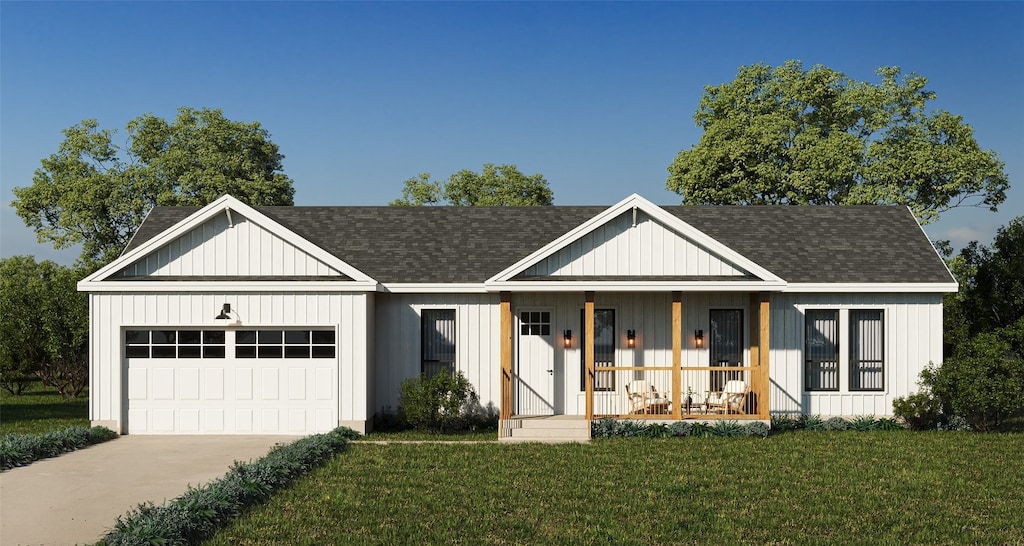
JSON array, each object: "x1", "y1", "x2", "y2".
[{"x1": 124, "y1": 204, "x2": 954, "y2": 285}]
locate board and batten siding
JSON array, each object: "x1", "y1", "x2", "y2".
[
  {"x1": 373, "y1": 294, "x2": 500, "y2": 413},
  {"x1": 89, "y1": 291, "x2": 372, "y2": 433},
  {"x1": 523, "y1": 210, "x2": 747, "y2": 277},
  {"x1": 115, "y1": 214, "x2": 342, "y2": 278},
  {"x1": 768, "y1": 292, "x2": 944, "y2": 417}
]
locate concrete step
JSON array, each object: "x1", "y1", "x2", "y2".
[
  {"x1": 510, "y1": 426, "x2": 589, "y2": 439},
  {"x1": 499, "y1": 436, "x2": 589, "y2": 444},
  {"x1": 508, "y1": 418, "x2": 589, "y2": 429}
]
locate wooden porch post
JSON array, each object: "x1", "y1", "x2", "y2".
[
  {"x1": 500, "y1": 292, "x2": 513, "y2": 422},
  {"x1": 672, "y1": 291, "x2": 682, "y2": 419},
  {"x1": 758, "y1": 293, "x2": 771, "y2": 420},
  {"x1": 585, "y1": 291, "x2": 595, "y2": 420}
]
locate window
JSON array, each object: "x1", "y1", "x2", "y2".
[
  {"x1": 519, "y1": 311, "x2": 551, "y2": 336},
  {"x1": 124, "y1": 329, "x2": 225, "y2": 359},
  {"x1": 422, "y1": 309, "x2": 456, "y2": 377},
  {"x1": 802, "y1": 309, "x2": 885, "y2": 392},
  {"x1": 805, "y1": 310, "x2": 839, "y2": 391},
  {"x1": 850, "y1": 310, "x2": 884, "y2": 391},
  {"x1": 235, "y1": 330, "x2": 336, "y2": 359},
  {"x1": 710, "y1": 309, "x2": 743, "y2": 391},
  {"x1": 580, "y1": 309, "x2": 615, "y2": 391}
]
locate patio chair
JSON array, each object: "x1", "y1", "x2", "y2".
[
  {"x1": 626, "y1": 380, "x2": 671, "y2": 415},
  {"x1": 705, "y1": 380, "x2": 748, "y2": 414}
]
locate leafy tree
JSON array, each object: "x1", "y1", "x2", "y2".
[
  {"x1": 12, "y1": 107, "x2": 295, "y2": 266},
  {"x1": 390, "y1": 163, "x2": 553, "y2": 206},
  {"x1": 946, "y1": 217, "x2": 1024, "y2": 339},
  {"x1": 667, "y1": 60, "x2": 1008, "y2": 224},
  {"x1": 0, "y1": 257, "x2": 89, "y2": 397}
]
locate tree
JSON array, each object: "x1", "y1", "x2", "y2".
[
  {"x1": 666, "y1": 60, "x2": 1008, "y2": 224},
  {"x1": 12, "y1": 107, "x2": 295, "y2": 266},
  {"x1": 0, "y1": 257, "x2": 89, "y2": 397},
  {"x1": 390, "y1": 163, "x2": 553, "y2": 206}
]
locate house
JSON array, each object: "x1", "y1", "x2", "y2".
[{"x1": 78, "y1": 194, "x2": 957, "y2": 437}]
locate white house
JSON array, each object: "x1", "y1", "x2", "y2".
[{"x1": 78, "y1": 194, "x2": 957, "y2": 436}]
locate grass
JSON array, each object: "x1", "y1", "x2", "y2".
[
  {"x1": 207, "y1": 432, "x2": 1024, "y2": 545},
  {"x1": 0, "y1": 382, "x2": 89, "y2": 435},
  {"x1": 356, "y1": 428, "x2": 498, "y2": 442}
]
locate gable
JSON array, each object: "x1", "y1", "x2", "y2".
[
  {"x1": 519, "y1": 209, "x2": 752, "y2": 279},
  {"x1": 114, "y1": 210, "x2": 349, "y2": 279}
]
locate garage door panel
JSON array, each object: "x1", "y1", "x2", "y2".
[
  {"x1": 235, "y1": 409, "x2": 254, "y2": 432},
  {"x1": 206, "y1": 409, "x2": 225, "y2": 431},
  {"x1": 152, "y1": 409, "x2": 175, "y2": 431},
  {"x1": 235, "y1": 368, "x2": 253, "y2": 399},
  {"x1": 178, "y1": 368, "x2": 200, "y2": 400},
  {"x1": 261, "y1": 409, "x2": 279, "y2": 432},
  {"x1": 128, "y1": 409, "x2": 148, "y2": 432},
  {"x1": 153, "y1": 368, "x2": 175, "y2": 399},
  {"x1": 261, "y1": 368, "x2": 279, "y2": 401},
  {"x1": 288, "y1": 409, "x2": 306, "y2": 432},
  {"x1": 205, "y1": 368, "x2": 224, "y2": 399},
  {"x1": 128, "y1": 369, "x2": 148, "y2": 400},
  {"x1": 180, "y1": 409, "x2": 200, "y2": 431},
  {"x1": 315, "y1": 368, "x2": 333, "y2": 400},
  {"x1": 289, "y1": 368, "x2": 306, "y2": 400}
]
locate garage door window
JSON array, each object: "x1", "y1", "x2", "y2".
[
  {"x1": 235, "y1": 330, "x2": 336, "y2": 359},
  {"x1": 125, "y1": 330, "x2": 226, "y2": 358}
]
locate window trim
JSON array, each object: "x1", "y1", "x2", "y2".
[
  {"x1": 421, "y1": 308, "x2": 457, "y2": 377},
  {"x1": 804, "y1": 309, "x2": 840, "y2": 392},
  {"x1": 848, "y1": 309, "x2": 885, "y2": 392}
]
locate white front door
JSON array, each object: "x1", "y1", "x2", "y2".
[{"x1": 515, "y1": 310, "x2": 555, "y2": 415}]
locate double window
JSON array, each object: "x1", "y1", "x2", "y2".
[
  {"x1": 422, "y1": 309, "x2": 456, "y2": 377},
  {"x1": 804, "y1": 309, "x2": 884, "y2": 392}
]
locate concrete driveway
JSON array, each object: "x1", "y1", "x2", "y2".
[{"x1": 1, "y1": 435, "x2": 296, "y2": 546}]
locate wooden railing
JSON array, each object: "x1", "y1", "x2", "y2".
[{"x1": 591, "y1": 364, "x2": 765, "y2": 419}]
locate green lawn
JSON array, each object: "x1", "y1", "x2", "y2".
[
  {"x1": 207, "y1": 432, "x2": 1023, "y2": 545},
  {"x1": 0, "y1": 382, "x2": 89, "y2": 435}
]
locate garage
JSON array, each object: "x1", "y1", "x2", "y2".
[{"x1": 125, "y1": 328, "x2": 338, "y2": 434}]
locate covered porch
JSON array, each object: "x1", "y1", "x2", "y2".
[{"x1": 498, "y1": 290, "x2": 771, "y2": 439}]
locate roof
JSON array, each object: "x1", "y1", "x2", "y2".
[{"x1": 124, "y1": 204, "x2": 954, "y2": 285}]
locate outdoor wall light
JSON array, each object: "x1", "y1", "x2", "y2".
[
  {"x1": 627, "y1": 329, "x2": 636, "y2": 348},
  {"x1": 563, "y1": 330, "x2": 572, "y2": 348},
  {"x1": 214, "y1": 303, "x2": 241, "y2": 325},
  {"x1": 695, "y1": 329, "x2": 705, "y2": 349}
]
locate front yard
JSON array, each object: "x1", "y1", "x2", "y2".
[
  {"x1": 207, "y1": 432, "x2": 1024, "y2": 545},
  {"x1": 0, "y1": 382, "x2": 88, "y2": 435}
]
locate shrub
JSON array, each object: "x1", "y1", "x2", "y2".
[
  {"x1": 668, "y1": 421, "x2": 693, "y2": 437},
  {"x1": 875, "y1": 418, "x2": 904, "y2": 431},
  {"x1": 711, "y1": 420, "x2": 745, "y2": 438},
  {"x1": 892, "y1": 391, "x2": 943, "y2": 430},
  {"x1": 645, "y1": 423, "x2": 672, "y2": 438},
  {"x1": 798, "y1": 414, "x2": 824, "y2": 431},
  {"x1": 1, "y1": 426, "x2": 117, "y2": 471},
  {"x1": 101, "y1": 427, "x2": 356, "y2": 545},
  {"x1": 849, "y1": 415, "x2": 878, "y2": 431},
  {"x1": 823, "y1": 417, "x2": 849, "y2": 431},
  {"x1": 744, "y1": 421, "x2": 770, "y2": 438},
  {"x1": 770, "y1": 414, "x2": 799, "y2": 432},
  {"x1": 688, "y1": 422, "x2": 716, "y2": 437},
  {"x1": 399, "y1": 371, "x2": 478, "y2": 433}
]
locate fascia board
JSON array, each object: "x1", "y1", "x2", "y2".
[
  {"x1": 484, "y1": 280, "x2": 787, "y2": 292},
  {"x1": 486, "y1": 193, "x2": 783, "y2": 284},
  {"x1": 378, "y1": 283, "x2": 489, "y2": 293},
  {"x1": 77, "y1": 280, "x2": 379, "y2": 292},
  {"x1": 81, "y1": 195, "x2": 376, "y2": 285},
  {"x1": 783, "y1": 282, "x2": 959, "y2": 293}
]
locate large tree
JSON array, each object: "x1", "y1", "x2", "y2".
[
  {"x1": 0, "y1": 257, "x2": 89, "y2": 397},
  {"x1": 390, "y1": 163, "x2": 553, "y2": 206},
  {"x1": 12, "y1": 107, "x2": 295, "y2": 266},
  {"x1": 666, "y1": 60, "x2": 1008, "y2": 224}
]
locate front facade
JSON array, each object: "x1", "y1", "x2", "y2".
[{"x1": 79, "y1": 194, "x2": 956, "y2": 435}]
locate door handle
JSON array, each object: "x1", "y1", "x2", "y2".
[{"x1": 547, "y1": 369, "x2": 554, "y2": 375}]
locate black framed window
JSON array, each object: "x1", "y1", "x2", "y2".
[
  {"x1": 805, "y1": 310, "x2": 839, "y2": 391},
  {"x1": 710, "y1": 309, "x2": 743, "y2": 391},
  {"x1": 519, "y1": 311, "x2": 551, "y2": 336},
  {"x1": 422, "y1": 310, "x2": 456, "y2": 377},
  {"x1": 580, "y1": 309, "x2": 615, "y2": 391},
  {"x1": 124, "y1": 329, "x2": 225, "y2": 359},
  {"x1": 235, "y1": 329, "x2": 336, "y2": 359},
  {"x1": 850, "y1": 310, "x2": 884, "y2": 391}
]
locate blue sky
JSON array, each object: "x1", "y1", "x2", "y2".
[{"x1": 2, "y1": 1, "x2": 1021, "y2": 264}]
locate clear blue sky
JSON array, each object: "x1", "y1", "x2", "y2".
[{"x1": 2, "y1": 1, "x2": 1021, "y2": 264}]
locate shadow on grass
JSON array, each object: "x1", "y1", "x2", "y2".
[{"x1": 1, "y1": 402, "x2": 88, "y2": 424}]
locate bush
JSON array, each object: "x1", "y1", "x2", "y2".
[
  {"x1": 744, "y1": 421, "x2": 770, "y2": 438},
  {"x1": 923, "y1": 340, "x2": 1024, "y2": 431},
  {"x1": 823, "y1": 417, "x2": 849, "y2": 431},
  {"x1": 711, "y1": 420, "x2": 745, "y2": 437},
  {"x1": 849, "y1": 415, "x2": 878, "y2": 431},
  {"x1": 668, "y1": 421, "x2": 693, "y2": 437},
  {"x1": 798, "y1": 414, "x2": 824, "y2": 431},
  {"x1": 893, "y1": 391, "x2": 943, "y2": 430},
  {"x1": 770, "y1": 414, "x2": 800, "y2": 432},
  {"x1": 399, "y1": 371, "x2": 478, "y2": 433},
  {"x1": 1, "y1": 426, "x2": 117, "y2": 471},
  {"x1": 875, "y1": 418, "x2": 904, "y2": 431},
  {"x1": 101, "y1": 427, "x2": 357, "y2": 545}
]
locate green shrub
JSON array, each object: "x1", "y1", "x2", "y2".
[
  {"x1": 668, "y1": 421, "x2": 693, "y2": 437},
  {"x1": 645, "y1": 423, "x2": 672, "y2": 438},
  {"x1": 849, "y1": 415, "x2": 878, "y2": 431},
  {"x1": 823, "y1": 417, "x2": 849, "y2": 431},
  {"x1": 744, "y1": 421, "x2": 770, "y2": 437},
  {"x1": 770, "y1": 414, "x2": 799, "y2": 432},
  {"x1": 711, "y1": 420, "x2": 745, "y2": 437},
  {"x1": 399, "y1": 371, "x2": 478, "y2": 433},
  {"x1": 799, "y1": 414, "x2": 824, "y2": 431},
  {"x1": 875, "y1": 418, "x2": 904, "y2": 431},
  {"x1": 1, "y1": 426, "x2": 117, "y2": 471},
  {"x1": 101, "y1": 427, "x2": 356, "y2": 545},
  {"x1": 892, "y1": 391, "x2": 943, "y2": 430}
]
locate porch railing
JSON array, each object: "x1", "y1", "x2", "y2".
[{"x1": 591, "y1": 364, "x2": 764, "y2": 419}]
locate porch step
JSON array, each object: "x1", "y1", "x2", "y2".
[{"x1": 499, "y1": 417, "x2": 590, "y2": 443}]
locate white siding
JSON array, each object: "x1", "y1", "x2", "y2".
[
  {"x1": 768, "y1": 293, "x2": 944, "y2": 417},
  {"x1": 523, "y1": 210, "x2": 748, "y2": 277},
  {"x1": 89, "y1": 291, "x2": 371, "y2": 433},
  {"x1": 373, "y1": 294, "x2": 500, "y2": 414},
  {"x1": 116, "y1": 213, "x2": 342, "y2": 277}
]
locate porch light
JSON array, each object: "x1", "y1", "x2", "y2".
[
  {"x1": 695, "y1": 329, "x2": 704, "y2": 348},
  {"x1": 214, "y1": 303, "x2": 241, "y2": 325},
  {"x1": 563, "y1": 330, "x2": 572, "y2": 348},
  {"x1": 215, "y1": 303, "x2": 231, "y2": 320},
  {"x1": 627, "y1": 330, "x2": 636, "y2": 348}
]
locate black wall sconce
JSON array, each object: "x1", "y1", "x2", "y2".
[
  {"x1": 695, "y1": 329, "x2": 705, "y2": 349},
  {"x1": 214, "y1": 303, "x2": 241, "y2": 325},
  {"x1": 563, "y1": 330, "x2": 572, "y2": 348},
  {"x1": 627, "y1": 329, "x2": 636, "y2": 348}
]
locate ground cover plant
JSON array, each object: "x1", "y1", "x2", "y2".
[
  {"x1": 1, "y1": 425, "x2": 116, "y2": 471},
  {"x1": 207, "y1": 432, "x2": 1023, "y2": 545},
  {"x1": 0, "y1": 381, "x2": 88, "y2": 435}
]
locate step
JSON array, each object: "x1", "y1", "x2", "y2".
[
  {"x1": 507, "y1": 418, "x2": 589, "y2": 430},
  {"x1": 510, "y1": 426, "x2": 590, "y2": 439},
  {"x1": 499, "y1": 436, "x2": 589, "y2": 444}
]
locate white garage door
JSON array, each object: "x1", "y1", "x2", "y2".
[{"x1": 125, "y1": 328, "x2": 338, "y2": 434}]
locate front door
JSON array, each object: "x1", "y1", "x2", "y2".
[{"x1": 515, "y1": 310, "x2": 555, "y2": 415}]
